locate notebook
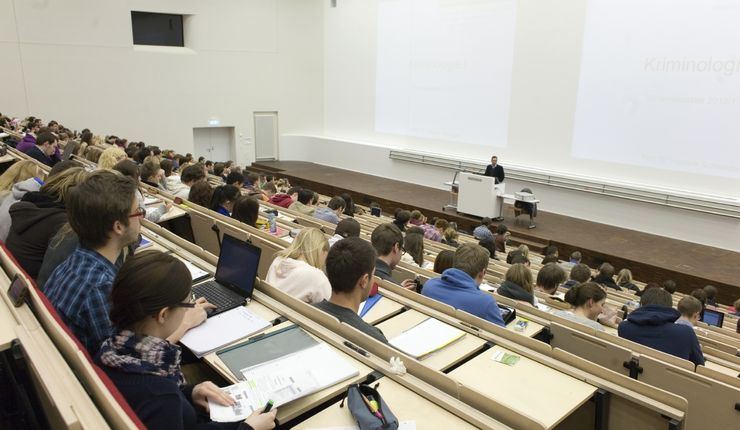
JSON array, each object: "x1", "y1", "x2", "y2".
[
  {"x1": 180, "y1": 307, "x2": 271, "y2": 357},
  {"x1": 210, "y1": 343, "x2": 360, "y2": 422},
  {"x1": 192, "y1": 234, "x2": 261, "y2": 316},
  {"x1": 389, "y1": 318, "x2": 466, "y2": 359}
]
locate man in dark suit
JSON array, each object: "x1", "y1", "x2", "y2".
[{"x1": 484, "y1": 155, "x2": 504, "y2": 184}]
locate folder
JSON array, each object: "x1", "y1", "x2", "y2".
[{"x1": 389, "y1": 318, "x2": 466, "y2": 359}]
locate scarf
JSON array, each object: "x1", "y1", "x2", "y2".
[{"x1": 98, "y1": 330, "x2": 186, "y2": 387}]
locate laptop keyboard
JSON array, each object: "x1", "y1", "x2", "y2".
[{"x1": 193, "y1": 281, "x2": 243, "y2": 310}]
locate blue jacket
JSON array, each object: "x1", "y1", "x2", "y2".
[
  {"x1": 618, "y1": 305, "x2": 705, "y2": 366},
  {"x1": 313, "y1": 206, "x2": 340, "y2": 224},
  {"x1": 422, "y1": 268, "x2": 505, "y2": 327}
]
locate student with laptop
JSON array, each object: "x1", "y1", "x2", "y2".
[
  {"x1": 314, "y1": 237, "x2": 389, "y2": 343},
  {"x1": 619, "y1": 287, "x2": 705, "y2": 366},
  {"x1": 97, "y1": 251, "x2": 277, "y2": 430},
  {"x1": 191, "y1": 234, "x2": 262, "y2": 316},
  {"x1": 675, "y1": 296, "x2": 702, "y2": 328}
]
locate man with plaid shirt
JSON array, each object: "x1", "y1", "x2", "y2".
[{"x1": 44, "y1": 171, "x2": 141, "y2": 354}]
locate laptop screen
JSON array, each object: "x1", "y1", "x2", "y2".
[
  {"x1": 214, "y1": 234, "x2": 262, "y2": 297},
  {"x1": 701, "y1": 309, "x2": 724, "y2": 327}
]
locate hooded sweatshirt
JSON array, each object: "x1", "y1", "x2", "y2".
[
  {"x1": 5, "y1": 191, "x2": 67, "y2": 279},
  {"x1": 265, "y1": 256, "x2": 331, "y2": 304},
  {"x1": 422, "y1": 268, "x2": 506, "y2": 326},
  {"x1": 165, "y1": 175, "x2": 190, "y2": 200},
  {"x1": 618, "y1": 305, "x2": 705, "y2": 366},
  {"x1": 497, "y1": 280, "x2": 535, "y2": 305},
  {"x1": 269, "y1": 193, "x2": 294, "y2": 209},
  {"x1": 0, "y1": 177, "x2": 43, "y2": 241}
]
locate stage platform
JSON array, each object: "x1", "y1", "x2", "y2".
[{"x1": 251, "y1": 160, "x2": 739, "y2": 304}]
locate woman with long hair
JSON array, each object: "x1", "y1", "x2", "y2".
[{"x1": 265, "y1": 227, "x2": 331, "y2": 304}]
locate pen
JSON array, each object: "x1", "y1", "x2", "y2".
[
  {"x1": 360, "y1": 392, "x2": 386, "y2": 424},
  {"x1": 262, "y1": 399, "x2": 274, "y2": 413},
  {"x1": 343, "y1": 341, "x2": 370, "y2": 357}
]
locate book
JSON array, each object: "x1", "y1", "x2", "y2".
[
  {"x1": 209, "y1": 343, "x2": 359, "y2": 422},
  {"x1": 180, "y1": 307, "x2": 271, "y2": 357}
]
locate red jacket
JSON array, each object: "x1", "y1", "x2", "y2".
[{"x1": 269, "y1": 193, "x2": 294, "y2": 208}]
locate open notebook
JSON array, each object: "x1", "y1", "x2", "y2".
[
  {"x1": 180, "y1": 307, "x2": 271, "y2": 357},
  {"x1": 389, "y1": 318, "x2": 466, "y2": 359},
  {"x1": 209, "y1": 343, "x2": 359, "y2": 422}
]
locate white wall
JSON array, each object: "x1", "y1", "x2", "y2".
[
  {"x1": 0, "y1": 0, "x2": 324, "y2": 166},
  {"x1": 280, "y1": 135, "x2": 740, "y2": 252},
  {"x1": 320, "y1": 0, "x2": 740, "y2": 199}
]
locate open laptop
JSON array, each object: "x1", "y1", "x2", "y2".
[
  {"x1": 192, "y1": 234, "x2": 262, "y2": 317},
  {"x1": 701, "y1": 308, "x2": 724, "y2": 328},
  {"x1": 60, "y1": 141, "x2": 77, "y2": 160}
]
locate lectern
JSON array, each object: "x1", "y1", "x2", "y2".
[{"x1": 457, "y1": 172, "x2": 505, "y2": 219}]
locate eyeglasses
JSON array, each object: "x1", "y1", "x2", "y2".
[{"x1": 128, "y1": 207, "x2": 146, "y2": 218}]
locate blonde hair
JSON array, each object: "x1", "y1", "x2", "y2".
[
  {"x1": 98, "y1": 147, "x2": 127, "y2": 169},
  {"x1": 0, "y1": 160, "x2": 38, "y2": 193},
  {"x1": 517, "y1": 244, "x2": 529, "y2": 258},
  {"x1": 615, "y1": 268, "x2": 633, "y2": 286},
  {"x1": 505, "y1": 263, "x2": 534, "y2": 293},
  {"x1": 277, "y1": 227, "x2": 329, "y2": 270},
  {"x1": 40, "y1": 167, "x2": 88, "y2": 203}
]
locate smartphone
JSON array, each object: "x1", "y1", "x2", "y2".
[
  {"x1": 8, "y1": 274, "x2": 29, "y2": 307},
  {"x1": 370, "y1": 207, "x2": 381, "y2": 217}
]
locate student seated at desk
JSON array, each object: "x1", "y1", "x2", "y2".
[
  {"x1": 497, "y1": 263, "x2": 535, "y2": 306},
  {"x1": 552, "y1": 282, "x2": 607, "y2": 331},
  {"x1": 618, "y1": 288, "x2": 705, "y2": 367},
  {"x1": 314, "y1": 237, "x2": 389, "y2": 343},
  {"x1": 327, "y1": 218, "x2": 361, "y2": 247},
  {"x1": 400, "y1": 231, "x2": 433, "y2": 270},
  {"x1": 562, "y1": 264, "x2": 591, "y2": 289},
  {"x1": 113, "y1": 160, "x2": 171, "y2": 223},
  {"x1": 370, "y1": 223, "x2": 417, "y2": 290},
  {"x1": 288, "y1": 188, "x2": 316, "y2": 216},
  {"x1": 421, "y1": 243, "x2": 506, "y2": 327},
  {"x1": 432, "y1": 249, "x2": 454, "y2": 274},
  {"x1": 188, "y1": 181, "x2": 214, "y2": 209},
  {"x1": 535, "y1": 263, "x2": 567, "y2": 301},
  {"x1": 210, "y1": 185, "x2": 240, "y2": 216},
  {"x1": 266, "y1": 227, "x2": 331, "y2": 304},
  {"x1": 313, "y1": 195, "x2": 345, "y2": 225},
  {"x1": 675, "y1": 296, "x2": 702, "y2": 328},
  {"x1": 97, "y1": 251, "x2": 276, "y2": 430},
  {"x1": 231, "y1": 196, "x2": 260, "y2": 228},
  {"x1": 0, "y1": 159, "x2": 43, "y2": 241}
]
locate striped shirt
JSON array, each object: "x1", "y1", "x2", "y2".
[{"x1": 44, "y1": 246, "x2": 118, "y2": 355}]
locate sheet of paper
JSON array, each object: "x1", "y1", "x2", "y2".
[
  {"x1": 176, "y1": 257, "x2": 210, "y2": 282},
  {"x1": 389, "y1": 318, "x2": 465, "y2": 359},
  {"x1": 536, "y1": 302, "x2": 551, "y2": 312},
  {"x1": 143, "y1": 196, "x2": 160, "y2": 206},
  {"x1": 215, "y1": 343, "x2": 359, "y2": 420},
  {"x1": 479, "y1": 282, "x2": 495, "y2": 292},
  {"x1": 180, "y1": 307, "x2": 271, "y2": 357},
  {"x1": 304, "y1": 421, "x2": 417, "y2": 430}
]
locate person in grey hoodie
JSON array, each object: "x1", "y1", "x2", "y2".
[{"x1": 0, "y1": 177, "x2": 43, "y2": 241}]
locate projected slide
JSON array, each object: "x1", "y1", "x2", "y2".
[
  {"x1": 572, "y1": 0, "x2": 740, "y2": 179},
  {"x1": 375, "y1": 0, "x2": 517, "y2": 147}
]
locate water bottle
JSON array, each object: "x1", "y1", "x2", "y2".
[{"x1": 268, "y1": 213, "x2": 277, "y2": 234}]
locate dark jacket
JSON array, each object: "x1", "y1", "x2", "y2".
[
  {"x1": 26, "y1": 145, "x2": 60, "y2": 167},
  {"x1": 618, "y1": 281, "x2": 640, "y2": 294},
  {"x1": 618, "y1": 305, "x2": 705, "y2": 366},
  {"x1": 484, "y1": 164, "x2": 505, "y2": 183},
  {"x1": 100, "y1": 368, "x2": 251, "y2": 430},
  {"x1": 497, "y1": 280, "x2": 535, "y2": 305},
  {"x1": 562, "y1": 279, "x2": 579, "y2": 289},
  {"x1": 593, "y1": 274, "x2": 622, "y2": 291},
  {"x1": 5, "y1": 192, "x2": 67, "y2": 279},
  {"x1": 374, "y1": 258, "x2": 394, "y2": 282}
]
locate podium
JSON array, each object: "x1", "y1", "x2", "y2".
[{"x1": 457, "y1": 172, "x2": 505, "y2": 219}]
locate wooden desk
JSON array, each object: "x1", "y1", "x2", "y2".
[
  {"x1": 362, "y1": 295, "x2": 405, "y2": 325},
  {"x1": 704, "y1": 359, "x2": 739, "y2": 377},
  {"x1": 449, "y1": 345, "x2": 597, "y2": 429},
  {"x1": 506, "y1": 316, "x2": 544, "y2": 338},
  {"x1": 0, "y1": 298, "x2": 18, "y2": 351},
  {"x1": 375, "y1": 309, "x2": 486, "y2": 371},
  {"x1": 294, "y1": 376, "x2": 480, "y2": 430},
  {"x1": 157, "y1": 205, "x2": 188, "y2": 223},
  {"x1": 203, "y1": 324, "x2": 373, "y2": 423}
]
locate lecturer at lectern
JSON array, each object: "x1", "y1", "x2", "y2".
[{"x1": 484, "y1": 155, "x2": 505, "y2": 184}]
